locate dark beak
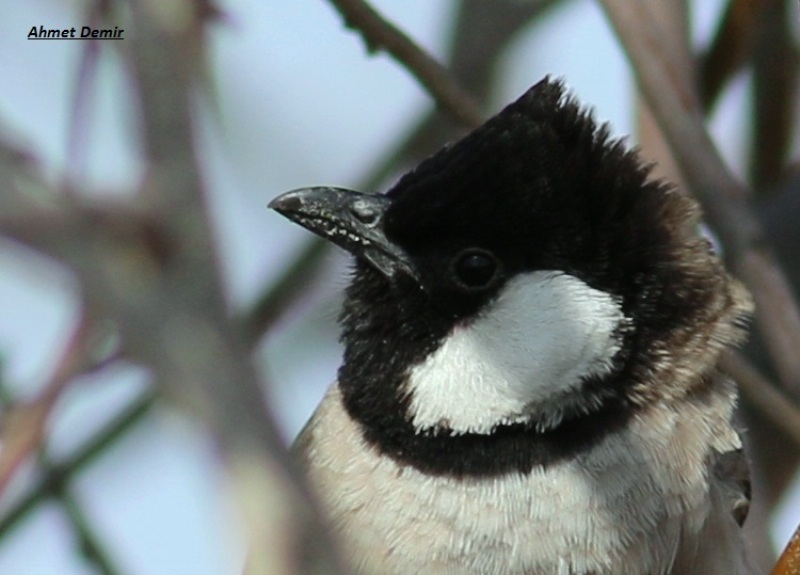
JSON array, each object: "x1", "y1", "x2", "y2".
[{"x1": 269, "y1": 187, "x2": 417, "y2": 280}]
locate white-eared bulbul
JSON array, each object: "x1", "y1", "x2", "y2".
[{"x1": 269, "y1": 78, "x2": 757, "y2": 575}]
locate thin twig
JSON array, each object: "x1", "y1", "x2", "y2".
[
  {"x1": 635, "y1": 0, "x2": 690, "y2": 188},
  {"x1": 0, "y1": 391, "x2": 156, "y2": 538},
  {"x1": 0, "y1": 314, "x2": 116, "y2": 497},
  {"x1": 64, "y1": 0, "x2": 105, "y2": 190},
  {"x1": 326, "y1": 0, "x2": 483, "y2": 128},
  {"x1": 699, "y1": 0, "x2": 762, "y2": 111},
  {"x1": 720, "y1": 353, "x2": 800, "y2": 448},
  {"x1": 0, "y1": 383, "x2": 68, "y2": 497},
  {"x1": 772, "y1": 520, "x2": 800, "y2": 575},
  {"x1": 751, "y1": 0, "x2": 798, "y2": 189},
  {"x1": 0, "y1": 334, "x2": 123, "y2": 575},
  {"x1": 59, "y1": 493, "x2": 123, "y2": 575},
  {"x1": 600, "y1": 0, "x2": 800, "y2": 396}
]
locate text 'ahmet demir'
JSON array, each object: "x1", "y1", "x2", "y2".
[{"x1": 28, "y1": 26, "x2": 124, "y2": 40}]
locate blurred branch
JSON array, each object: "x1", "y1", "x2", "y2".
[
  {"x1": 446, "y1": 0, "x2": 563, "y2": 104},
  {"x1": 0, "y1": 134, "x2": 44, "y2": 218},
  {"x1": 636, "y1": 0, "x2": 690, "y2": 188},
  {"x1": 66, "y1": 40, "x2": 100, "y2": 189},
  {"x1": 65, "y1": 0, "x2": 106, "y2": 188},
  {"x1": 59, "y1": 492, "x2": 123, "y2": 575},
  {"x1": 645, "y1": 0, "x2": 696, "y2": 100},
  {"x1": 0, "y1": 314, "x2": 117, "y2": 497},
  {"x1": 326, "y1": 0, "x2": 483, "y2": 128},
  {"x1": 699, "y1": 0, "x2": 763, "y2": 110},
  {"x1": 721, "y1": 352, "x2": 800, "y2": 448},
  {"x1": 751, "y1": 0, "x2": 798, "y2": 189},
  {"x1": 0, "y1": 390, "x2": 156, "y2": 539},
  {"x1": 697, "y1": 0, "x2": 797, "y2": 189},
  {"x1": 635, "y1": 3, "x2": 800, "y2": 568},
  {"x1": 131, "y1": 1, "x2": 346, "y2": 571},
  {"x1": 0, "y1": 314, "x2": 124, "y2": 575},
  {"x1": 600, "y1": 0, "x2": 800, "y2": 397},
  {"x1": 360, "y1": 0, "x2": 564, "y2": 171},
  {"x1": 773, "y1": 521, "x2": 800, "y2": 575},
  {"x1": 0, "y1": 365, "x2": 70, "y2": 497}
]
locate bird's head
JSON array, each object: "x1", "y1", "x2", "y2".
[{"x1": 270, "y1": 78, "x2": 751, "y2": 476}]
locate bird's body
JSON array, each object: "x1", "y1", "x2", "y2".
[
  {"x1": 297, "y1": 380, "x2": 746, "y2": 574},
  {"x1": 271, "y1": 78, "x2": 757, "y2": 575}
]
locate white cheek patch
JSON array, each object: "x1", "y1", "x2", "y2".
[{"x1": 406, "y1": 271, "x2": 626, "y2": 434}]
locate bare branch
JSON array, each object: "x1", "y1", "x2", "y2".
[
  {"x1": 0, "y1": 339, "x2": 75, "y2": 497},
  {"x1": 0, "y1": 391, "x2": 156, "y2": 539},
  {"x1": 635, "y1": 1, "x2": 691, "y2": 188},
  {"x1": 721, "y1": 353, "x2": 800, "y2": 448},
  {"x1": 125, "y1": 2, "x2": 347, "y2": 572},
  {"x1": 65, "y1": 0, "x2": 108, "y2": 188},
  {"x1": 773, "y1": 520, "x2": 800, "y2": 575},
  {"x1": 0, "y1": 314, "x2": 118, "y2": 497},
  {"x1": 751, "y1": 0, "x2": 798, "y2": 189},
  {"x1": 699, "y1": 0, "x2": 762, "y2": 110},
  {"x1": 326, "y1": 0, "x2": 483, "y2": 128}
]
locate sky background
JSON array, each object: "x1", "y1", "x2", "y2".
[{"x1": 0, "y1": 1, "x2": 798, "y2": 574}]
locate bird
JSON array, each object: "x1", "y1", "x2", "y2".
[{"x1": 269, "y1": 77, "x2": 757, "y2": 575}]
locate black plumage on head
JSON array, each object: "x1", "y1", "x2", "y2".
[{"x1": 328, "y1": 77, "x2": 752, "y2": 476}]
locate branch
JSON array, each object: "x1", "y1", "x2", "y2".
[
  {"x1": 635, "y1": 1, "x2": 691, "y2": 189},
  {"x1": 773, "y1": 521, "x2": 800, "y2": 575},
  {"x1": 129, "y1": 3, "x2": 347, "y2": 572},
  {"x1": 720, "y1": 353, "x2": 800, "y2": 448},
  {"x1": 59, "y1": 493, "x2": 123, "y2": 575},
  {"x1": 65, "y1": 0, "x2": 107, "y2": 189},
  {"x1": 0, "y1": 314, "x2": 117, "y2": 497},
  {"x1": 751, "y1": 0, "x2": 798, "y2": 189},
  {"x1": 600, "y1": 0, "x2": 800, "y2": 396},
  {"x1": 699, "y1": 0, "x2": 762, "y2": 110},
  {"x1": 326, "y1": 0, "x2": 483, "y2": 128},
  {"x1": 0, "y1": 391, "x2": 156, "y2": 538}
]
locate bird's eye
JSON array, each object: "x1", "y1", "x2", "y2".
[{"x1": 452, "y1": 249, "x2": 499, "y2": 290}]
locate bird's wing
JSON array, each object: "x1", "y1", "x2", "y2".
[{"x1": 713, "y1": 445, "x2": 752, "y2": 527}]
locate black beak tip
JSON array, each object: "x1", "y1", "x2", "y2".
[{"x1": 268, "y1": 190, "x2": 304, "y2": 213}]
